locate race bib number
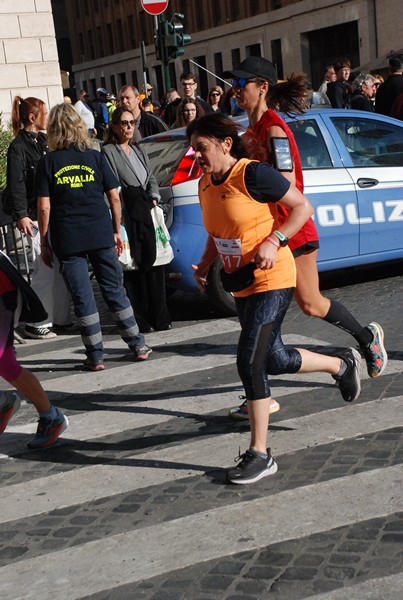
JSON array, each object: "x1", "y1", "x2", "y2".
[{"x1": 213, "y1": 237, "x2": 242, "y2": 270}]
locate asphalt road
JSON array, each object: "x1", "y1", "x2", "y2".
[{"x1": 0, "y1": 264, "x2": 402, "y2": 600}]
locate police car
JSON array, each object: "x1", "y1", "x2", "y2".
[{"x1": 139, "y1": 109, "x2": 403, "y2": 314}]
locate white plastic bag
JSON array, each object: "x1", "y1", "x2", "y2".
[
  {"x1": 151, "y1": 206, "x2": 174, "y2": 266},
  {"x1": 118, "y1": 222, "x2": 137, "y2": 271}
]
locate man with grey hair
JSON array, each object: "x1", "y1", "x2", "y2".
[
  {"x1": 375, "y1": 57, "x2": 403, "y2": 116},
  {"x1": 119, "y1": 85, "x2": 168, "y2": 140},
  {"x1": 350, "y1": 73, "x2": 377, "y2": 111}
]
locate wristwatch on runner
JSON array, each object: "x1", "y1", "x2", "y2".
[{"x1": 272, "y1": 230, "x2": 289, "y2": 247}]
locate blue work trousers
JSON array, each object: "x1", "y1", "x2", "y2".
[{"x1": 59, "y1": 246, "x2": 144, "y2": 363}]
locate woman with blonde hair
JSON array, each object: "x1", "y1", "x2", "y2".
[
  {"x1": 208, "y1": 85, "x2": 224, "y2": 111},
  {"x1": 36, "y1": 103, "x2": 152, "y2": 371},
  {"x1": 5, "y1": 96, "x2": 71, "y2": 339}
]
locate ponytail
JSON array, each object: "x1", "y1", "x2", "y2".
[
  {"x1": 11, "y1": 96, "x2": 45, "y2": 136},
  {"x1": 267, "y1": 73, "x2": 310, "y2": 117}
]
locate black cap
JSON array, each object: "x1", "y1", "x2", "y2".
[{"x1": 222, "y1": 57, "x2": 277, "y2": 85}]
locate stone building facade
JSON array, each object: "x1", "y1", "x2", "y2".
[
  {"x1": 63, "y1": 0, "x2": 402, "y2": 102},
  {"x1": 0, "y1": 0, "x2": 63, "y2": 122}
]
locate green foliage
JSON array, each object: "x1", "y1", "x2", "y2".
[{"x1": 0, "y1": 112, "x2": 13, "y2": 190}]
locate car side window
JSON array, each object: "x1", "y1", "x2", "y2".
[
  {"x1": 288, "y1": 119, "x2": 332, "y2": 169},
  {"x1": 331, "y1": 116, "x2": 403, "y2": 167}
]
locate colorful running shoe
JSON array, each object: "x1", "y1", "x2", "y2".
[
  {"x1": 228, "y1": 396, "x2": 280, "y2": 421},
  {"x1": 27, "y1": 408, "x2": 69, "y2": 449},
  {"x1": 0, "y1": 392, "x2": 21, "y2": 434},
  {"x1": 361, "y1": 322, "x2": 387, "y2": 378},
  {"x1": 227, "y1": 447, "x2": 278, "y2": 485}
]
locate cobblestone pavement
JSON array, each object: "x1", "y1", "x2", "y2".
[{"x1": 0, "y1": 265, "x2": 402, "y2": 599}]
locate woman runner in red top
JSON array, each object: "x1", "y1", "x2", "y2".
[{"x1": 222, "y1": 57, "x2": 387, "y2": 420}]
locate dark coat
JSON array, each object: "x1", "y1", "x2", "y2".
[
  {"x1": 4, "y1": 130, "x2": 48, "y2": 220},
  {"x1": 0, "y1": 251, "x2": 47, "y2": 322},
  {"x1": 326, "y1": 81, "x2": 350, "y2": 108},
  {"x1": 138, "y1": 110, "x2": 169, "y2": 138},
  {"x1": 350, "y1": 91, "x2": 374, "y2": 112},
  {"x1": 375, "y1": 74, "x2": 403, "y2": 116},
  {"x1": 121, "y1": 186, "x2": 156, "y2": 270}
]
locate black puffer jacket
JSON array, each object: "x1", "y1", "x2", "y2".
[{"x1": 4, "y1": 130, "x2": 48, "y2": 220}]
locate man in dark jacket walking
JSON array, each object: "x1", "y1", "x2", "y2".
[{"x1": 375, "y1": 58, "x2": 403, "y2": 116}]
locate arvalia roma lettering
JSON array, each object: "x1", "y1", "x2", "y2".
[{"x1": 55, "y1": 165, "x2": 95, "y2": 188}]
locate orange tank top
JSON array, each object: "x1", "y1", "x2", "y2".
[{"x1": 199, "y1": 158, "x2": 296, "y2": 296}]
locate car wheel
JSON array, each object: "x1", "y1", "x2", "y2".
[{"x1": 206, "y1": 258, "x2": 237, "y2": 316}]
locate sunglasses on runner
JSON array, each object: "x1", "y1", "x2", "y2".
[
  {"x1": 120, "y1": 120, "x2": 135, "y2": 127},
  {"x1": 232, "y1": 78, "x2": 263, "y2": 89}
]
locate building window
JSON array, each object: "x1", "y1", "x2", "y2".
[
  {"x1": 271, "y1": 39, "x2": 283, "y2": 80},
  {"x1": 88, "y1": 30, "x2": 95, "y2": 60},
  {"x1": 110, "y1": 75, "x2": 116, "y2": 95},
  {"x1": 195, "y1": 2, "x2": 205, "y2": 29},
  {"x1": 127, "y1": 15, "x2": 136, "y2": 47},
  {"x1": 212, "y1": 3, "x2": 221, "y2": 23},
  {"x1": 96, "y1": 26, "x2": 104, "y2": 58},
  {"x1": 168, "y1": 63, "x2": 177, "y2": 90},
  {"x1": 231, "y1": 48, "x2": 241, "y2": 70},
  {"x1": 214, "y1": 52, "x2": 223, "y2": 83},
  {"x1": 233, "y1": 0, "x2": 240, "y2": 20},
  {"x1": 271, "y1": 0, "x2": 282, "y2": 9},
  {"x1": 194, "y1": 56, "x2": 208, "y2": 99},
  {"x1": 131, "y1": 70, "x2": 138, "y2": 88},
  {"x1": 79, "y1": 33, "x2": 85, "y2": 60},
  {"x1": 101, "y1": 76, "x2": 106, "y2": 89},
  {"x1": 154, "y1": 64, "x2": 163, "y2": 100},
  {"x1": 117, "y1": 20, "x2": 124, "y2": 53},
  {"x1": 90, "y1": 79, "x2": 97, "y2": 98},
  {"x1": 119, "y1": 72, "x2": 127, "y2": 88},
  {"x1": 246, "y1": 43, "x2": 261, "y2": 57},
  {"x1": 106, "y1": 23, "x2": 114, "y2": 54},
  {"x1": 249, "y1": 0, "x2": 260, "y2": 14}
]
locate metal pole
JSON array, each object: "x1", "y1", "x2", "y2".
[
  {"x1": 158, "y1": 14, "x2": 171, "y2": 91},
  {"x1": 140, "y1": 41, "x2": 148, "y2": 93}
]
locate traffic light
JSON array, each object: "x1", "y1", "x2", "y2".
[
  {"x1": 164, "y1": 14, "x2": 191, "y2": 60},
  {"x1": 155, "y1": 21, "x2": 166, "y2": 62}
]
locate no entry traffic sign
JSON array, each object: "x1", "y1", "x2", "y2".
[{"x1": 141, "y1": 0, "x2": 169, "y2": 16}]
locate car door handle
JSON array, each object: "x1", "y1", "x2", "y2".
[{"x1": 357, "y1": 178, "x2": 379, "y2": 188}]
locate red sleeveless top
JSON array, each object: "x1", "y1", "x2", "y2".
[{"x1": 244, "y1": 109, "x2": 319, "y2": 251}]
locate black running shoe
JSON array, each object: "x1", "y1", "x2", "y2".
[
  {"x1": 227, "y1": 447, "x2": 278, "y2": 485},
  {"x1": 333, "y1": 347, "x2": 361, "y2": 403}
]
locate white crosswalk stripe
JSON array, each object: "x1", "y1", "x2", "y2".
[{"x1": 0, "y1": 319, "x2": 401, "y2": 600}]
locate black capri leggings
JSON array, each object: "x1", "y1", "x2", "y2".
[{"x1": 235, "y1": 288, "x2": 302, "y2": 400}]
